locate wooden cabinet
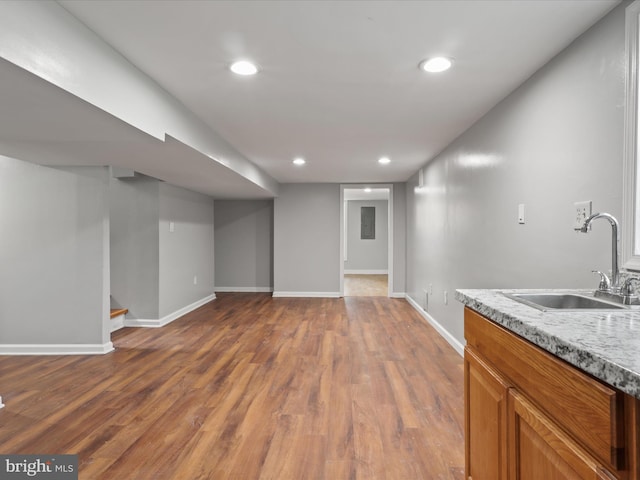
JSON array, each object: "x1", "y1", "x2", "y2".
[
  {"x1": 465, "y1": 346, "x2": 509, "y2": 480},
  {"x1": 464, "y1": 307, "x2": 640, "y2": 480},
  {"x1": 509, "y1": 389, "x2": 616, "y2": 480}
]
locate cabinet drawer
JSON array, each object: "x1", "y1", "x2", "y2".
[{"x1": 464, "y1": 308, "x2": 625, "y2": 471}]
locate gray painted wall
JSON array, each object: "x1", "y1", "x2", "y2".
[
  {"x1": 110, "y1": 175, "x2": 160, "y2": 319},
  {"x1": 0, "y1": 156, "x2": 109, "y2": 346},
  {"x1": 159, "y1": 182, "x2": 215, "y2": 317},
  {"x1": 214, "y1": 200, "x2": 273, "y2": 291},
  {"x1": 406, "y1": 4, "x2": 626, "y2": 345},
  {"x1": 110, "y1": 175, "x2": 214, "y2": 320},
  {"x1": 274, "y1": 184, "x2": 341, "y2": 295},
  {"x1": 344, "y1": 200, "x2": 388, "y2": 272},
  {"x1": 274, "y1": 183, "x2": 406, "y2": 296}
]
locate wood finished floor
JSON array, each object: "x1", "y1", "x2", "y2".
[
  {"x1": 0, "y1": 294, "x2": 464, "y2": 479},
  {"x1": 343, "y1": 274, "x2": 388, "y2": 297}
]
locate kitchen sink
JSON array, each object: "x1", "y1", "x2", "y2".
[{"x1": 502, "y1": 292, "x2": 627, "y2": 311}]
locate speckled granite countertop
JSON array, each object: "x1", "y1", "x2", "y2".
[{"x1": 456, "y1": 289, "x2": 640, "y2": 399}]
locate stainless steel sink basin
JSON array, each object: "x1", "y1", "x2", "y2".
[{"x1": 502, "y1": 292, "x2": 626, "y2": 311}]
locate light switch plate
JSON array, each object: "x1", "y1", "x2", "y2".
[{"x1": 518, "y1": 204, "x2": 525, "y2": 224}]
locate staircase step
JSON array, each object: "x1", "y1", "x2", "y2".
[{"x1": 110, "y1": 308, "x2": 128, "y2": 319}]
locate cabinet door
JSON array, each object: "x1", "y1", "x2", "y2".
[
  {"x1": 508, "y1": 389, "x2": 617, "y2": 480},
  {"x1": 465, "y1": 346, "x2": 510, "y2": 480}
]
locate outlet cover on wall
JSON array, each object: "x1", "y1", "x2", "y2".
[
  {"x1": 518, "y1": 203, "x2": 525, "y2": 224},
  {"x1": 423, "y1": 289, "x2": 428, "y2": 311},
  {"x1": 574, "y1": 201, "x2": 592, "y2": 229}
]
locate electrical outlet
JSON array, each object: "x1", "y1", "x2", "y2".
[
  {"x1": 423, "y1": 290, "x2": 428, "y2": 311},
  {"x1": 193, "y1": 276, "x2": 198, "y2": 285},
  {"x1": 574, "y1": 201, "x2": 592, "y2": 229},
  {"x1": 444, "y1": 290, "x2": 448, "y2": 305}
]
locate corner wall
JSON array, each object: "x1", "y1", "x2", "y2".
[
  {"x1": 110, "y1": 175, "x2": 215, "y2": 324},
  {"x1": 110, "y1": 175, "x2": 160, "y2": 319},
  {"x1": 0, "y1": 156, "x2": 111, "y2": 353},
  {"x1": 214, "y1": 200, "x2": 273, "y2": 292},
  {"x1": 406, "y1": 4, "x2": 625, "y2": 346}
]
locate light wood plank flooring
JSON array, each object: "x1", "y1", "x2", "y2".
[
  {"x1": 344, "y1": 274, "x2": 388, "y2": 297},
  {"x1": 0, "y1": 294, "x2": 464, "y2": 479}
]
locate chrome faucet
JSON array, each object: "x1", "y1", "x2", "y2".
[
  {"x1": 576, "y1": 212, "x2": 640, "y2": 305},
  {"x1": 575, "y1": 212, "x2": 640, "y2": 304},
  {"x1": 591, "y1": 270, "x2": 611, "y2": 292},
  {"x1": 577, "y1": 212, "x2": 620, "y2": 291}
]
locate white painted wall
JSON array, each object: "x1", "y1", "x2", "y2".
[
  {"x1": 344, "y1": 200, "x2": 388, "y2": 272},
  {"x1": 406, "y1": 4, "x2": 626, "y2": 346},
  {"x1": 214, "y1": 200, "x2": 273, "y2": 292},
  {"x1": 274, "y1": 184, "x2": 341, "y2": 296},
  {"x1": 0, "y1": 156, "x2": 110, "y2": 352}
]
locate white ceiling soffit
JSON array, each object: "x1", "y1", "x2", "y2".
[
  {"x1": 344, "y1": 188, "x2": 390, "y2": 201},
  {"x1": 58, "y1": 0, "x2": 619, "y2": 186},
  {"x1": 0, "y1": 57, "x2": 274, "y2": 199}
]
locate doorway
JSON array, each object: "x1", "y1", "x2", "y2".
[
  {"x1": 343, "y1": 273, "x2": 388, "y2": 296},
  {"x1": 340, "y1": 185, "x2": 393, "y2": 297}
]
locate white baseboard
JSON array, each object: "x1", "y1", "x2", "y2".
[
  {"x1": 111, "y1": 313, "x2": 126, "y2": 332},
  {"x1": 389, "y1": 292, "x2": 406, "y2": 298},
  {"x1": 125, "y1": 293, "x2": 216, "y2": 328},
  {"x1": 272, "y1": 291, "x2": 341, "y2": 298},
  {"x1": 405, "y1": 294, "x2": 464, "y2": 357},
  {"x1": 344, "y1": 269, "x2": 389, "y2": 275},
  {"x1": 215, "y1": 287, "x2": 273, "y2": 293},
  {"x1": 0, "y1": 342, "x2": 115, "y2": 355}
]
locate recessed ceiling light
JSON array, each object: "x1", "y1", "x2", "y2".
[
  {"x1": 419, "y1": 57, "x2": 453, "y2": 73},
  {"x1": 293, "y1": 157, "x2": 306, "y2": 166},
  {"x1": 230, "y1": 60, "x2": 259, "y2": 75},
  {"x1": 378, "y1": 156, "x2": 391, "y2": 165},
  {"x1": 364, "y1": 187, "x2": 372, "y2": 193}
]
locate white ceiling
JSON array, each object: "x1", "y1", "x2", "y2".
[{"x1": 1, "y1": 1, "x2": 621, "y2": 197}]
